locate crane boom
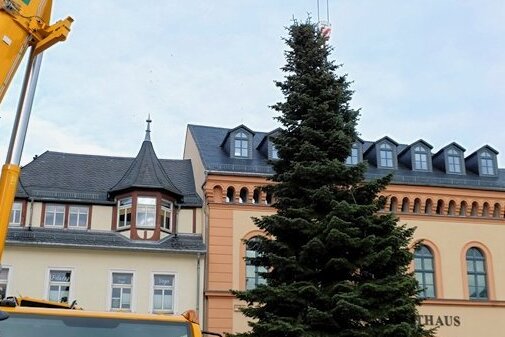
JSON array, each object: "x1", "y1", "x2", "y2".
[{"x1": 0, "y1": 0, "x2": 72, "y2": 261}]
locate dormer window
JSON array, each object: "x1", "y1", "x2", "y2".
[
  {"x1": 480, "y1": 151, "x2": 495, "y2": 175},
  {"x1": 447, "y1": 149, "x2": 462, "y2": 173},
  {"x1": 118, "y1": 197, "x2": 132, "y2": 228},
  {"x1": 379, "y1": 143, "x2": 394, "y2": 168},
  {"x1": 234, "y1": 132, "x2": 249, "y2": 157},
  {"x1": 271, "y1": 144, "x2": 279, "y2": 159},
  {"x1": 414, "y1": 146, "x2": 429, "y2": 171},
  {"x1": 346, "y1": 144, "x2": 359, "y2": 165}
]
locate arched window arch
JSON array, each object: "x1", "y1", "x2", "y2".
[
  {"x1": 471, "y1": 202, "x2": 479, "y2": 216},
  {"x1": 389, "y1": 197, "x2": 398, "y2": 213},
  {"x1": 239, "y1": 187, "x2": 248, "y2": 204},
  {"x1": 252, "y1": 188, "x2": 260, "y2": 204},
  {"x1": 482, "y1": 202, "x2": 490, "y2": 217},
  {"x1": 413, "y1": 198, "x2": 421, "y2": 213},
  {"x1": 414, "y1": 245, "x2": 436, "y2": 298},
  {"x1": 448, "y1": 200, "x2": 456, "y2": 216},
  {"x1": 212, "y1": 186, "x2": 223, "y2": 203},
  {"x1": 226, "y1": 186, "x2": 235, "y2": 203},
  {"x1": 460, "y1": 201, "x2": 468, "y2": 216},
  {"x1": 245, "y1": 237, "x2": 267, "y2": 290},
  {"x1": 466, "y1": 247, "x2": 488, "y2": 300},
  {"x1": 493, "y1": 203, "x2": 501, "y2": 218},
  {"x1": 436, "y1": 200, "x2": 444, "y2": 215},
  {"x1": 234, "y1": 131, "x2": 249, "y2": 158},
  {"x1": 401, "y1": 198, "x2": 409, "y2": 213},
  {"x1": 425, "y1": 199, "x2": 433, "y2": 215}
]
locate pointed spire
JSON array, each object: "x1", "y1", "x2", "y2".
[{"x1": 145, "y1": 114, "x2": 152, "y2": 141}]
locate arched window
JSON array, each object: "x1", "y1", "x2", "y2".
[
  {"x1": 482, "y1": 202, "x2": 490, "y2": 217},
  {"x1": 493, "y1": 203, "x2": 501, "y2": 218},
  {"x1": 460, "y1": 201, "x2": 467, "y2": 216},
  {"x1": 252, "y1": 189, "x2": 260, "y2": 204},
  {"x1": 471, "y1": 202, "x2": 479, "y2": 216},
  {"x1": 234, "y1": 132, "x2": 249, "y2": 158},
  {"x1": 226, "y1": 187, "x2": 235, "y2": 203},
  {"x1": 413, "y1": 198, "x2": 421, "y2": 213},
  {"x1": 436, "y1": 200, "x2": 444, "y2": 215},
  {"x1": 425, "y1": 199, "x2": 433, "y2": 215},
  {"x1": 414, "y1": 245, "x2": 436, "y2": 298},
  {"x1": 413, "y1": 146, "x2": 429, "y2": 171},
  {"x1": 245, "y1": 237, "x2": 267, "y2": 290},
  {"x1": 466, "y1": 248, "x2": 488, "y2": 300},
  {"x1": 447, "y1": 149, "x2": 462, "y2": 173},
  {"x1": 389, "y1": 197, "x2": 398, "y2": 213},
  {"x1": 265, "y1": 191, "x2": 273, "y2": 205},
  {"x1": 448, "y1": 200, "x2": 456, "y2": 216},
  {"x1": 480, "y1": 151, "x2": 495, "y2": 175},
  {"x1": 401, "y1": 198, "x2": 409, "y2": 213},
  {"x1": 239, "y1": 187, "x2": 248, "y2": 204},
  {"x1": 379, "y1": 143, "x2": 394, "y2": 168}
]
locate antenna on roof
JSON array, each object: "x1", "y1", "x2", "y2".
[
  {"x1": 317, "y1": 0, "x2": 332, "y2": 40},
  {"x1": 145, "y1": 114, "x2": 152, "y2": 142}
]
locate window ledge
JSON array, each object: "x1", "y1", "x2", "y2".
[{"x1": 116, "y1": 226, "x2": 131, "y2": 232}]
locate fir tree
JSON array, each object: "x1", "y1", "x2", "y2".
[{"x1": 230, "y1": 20, "x2": 432, "y2": 337}]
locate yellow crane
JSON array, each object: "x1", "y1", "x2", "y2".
[{"x1": 0, "y1": 0, "x2": 72, "y2": 259}]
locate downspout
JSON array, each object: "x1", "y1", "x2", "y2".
[
  {"x1": 196, "y1": 252, "x2": 201, "y2": 320},
  {"x1": 28, "y1": 197, "x2": 34, "y2": 230},
  {"x1": 202, "y1": 170, "x2": 210, "y2": 330}
]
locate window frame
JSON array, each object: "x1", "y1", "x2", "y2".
[
  {"x1": 68, "y1": 205, "x2": 89, "y2": 230},
  {"x1": 233, "y1": 131, "x2": 249, "y2": 158},
  {"x1": 160, "y1": 199, "x2": 173, "y2": 232},
  {"x1": 46, "y1": 268, "x2": 73, "y2": 303},
  {"x1": 412, "y1": 145, "x2": 431, "y2": 171},
  {"x1": 0, "y1": 266, "x2": 11, "y2": 299},
  {"x1": 44, "y1": 204, "x2": 66, "y2": 228},
  {"x1": 466, "y1": 247, "x2": 488, "y2": 300},
  {"x1": 345, "y1": 143, "x2": 361, "y2": 165},
  {"x1": 150, "y1": 273, "x2": 176, "y2": 314},
  {"x1": 446, "y1": 148, "x2": 464, "y2": 174},
  {"x1": 9, "y1": 201, "x2": 22, "y2": 226},
  {"x1": 479, "y1": 150, "x2": 496, "y2": 176},
  {"x1": 245, "y1": 237, "x2": 267, "y2": 290},
  {"x1": 109, "y1": 270, "x2": 135, "y2": 312},
  {"x1": 414, "y1": 245, "x2": 436, "y2": 298},
  {"x1": 117, "y1": 197, "x2": 132, "y2": 229},
  {"x1": 377, "y1": 142, "x2": 396, "y2": 169},
  {"x1": 136, "y1": 196, "x2": 157, "y2": 229}
]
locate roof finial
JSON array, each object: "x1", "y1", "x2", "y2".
[{"x1": 145, "y1": 114, "x2": 152, "y2": 141}]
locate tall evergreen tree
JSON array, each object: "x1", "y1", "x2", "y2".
[{"x1": 231, "y1": 20, "x2": 432, "y2": 337}]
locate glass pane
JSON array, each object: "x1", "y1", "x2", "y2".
[
  {"x1": 475, "y1": 260, "x2": 485, "y2": 273},
  {"x1": 424, "y1": 273, "x2": 434, "y2": 285},
  {"x1": 0, "y1": 268, "x2": 9, "y2": 280},
  {"x1": 414, "y1": 258, "x2": 422, "y2": 269},
  {"x1": 50, "y1": 271, "x2": 71, "y2": 282},
  {"x1": 424, "y1": 258, "x2": 433, "y2": 271},
  {"x1": 113, "y1": 273, "x2": 132, "y2": 285},
  {"x1": 60, "y1": 286, "x2": 70, "y2": 302},
  {"x1": 122, "y1": 289, "x2": 131, "y2": 309},
  {"x1": 78, "y1": 214, "x2": 87, "y2": 227},
  {"x1": 467, "y1": 260, "x2": 474, "y2": 272},
  {"x1": 69, "y1": 214, "x2": 77, "y2": 226},
  {"x1": 478, "y1": 286, "x2": 488, "y2": 299},
  {"x1": 415, "y1": 272, "x2": 423, "y2": 285},
  {"x1": 49, "y1": 286, "x2": 59, "y2": 302},
  {"x1": 246, "y1": 266, "x2": 255, "y2": 278},
  {"x1": 138, "y1": 197, "x2": 156, "y2": 206},
  {"x1": 163, "y1": 290, "x2": 173, "y2": 310},
  {"x1": 154, "y1": 275, "x2": 173, "y2": 286},
  {"x1": 45, "y1": 213, "x2": 54, "y2": 226},
  {"x1": 153, "y1": 290, "x2": 162, "y2": 309},
  {"x1": 468, "y1": 275, "x2": 476, "y2": 287},
  {"x1": 55, "y1": 213, "x2": 64, "y2": 226},
  {"x1": 469, "y1": 287, "x2": 477, "y2": 299},
  {"x1": 477, "y1": 275, "x2": 486, "y2": 287},
  {"x1": 425, "y1": 285, "x2": 435, "y2": 298},
  {"x1": 112, "y1": 288, "x2": 120, "y2": 298},
  {"x1": 119, "y1": 197, "x2": 132, "y2": 206}
]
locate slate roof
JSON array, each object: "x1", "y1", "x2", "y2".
[
  {"x1": 18, "y1": 151, "x2": 202, "y2": 206},
  {"x1": 189, "y1": 124, "x2": 505, "y2": 191},
  {"x1": 109, "y1": 140, "x2": 183, "y2": 198},
  {"x1": 7, "y1": 227, "x2": 205, "y2": 254}
]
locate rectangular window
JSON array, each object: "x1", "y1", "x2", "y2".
[
  {"x1": 481, "y1": 158, "x2": 494, "y2": 175},
  {"x1": 448, "y1": 156, "x2": 461, "y2": 173},
  {"x1": 346, "y1": 148, "x2": 359, "y2": 165},
  {"x1": 44, "y1": 205, "x2": 65, "y2": 227},
  {"x1": 68, "y1": 206, "x2": 88, "y2": 229},
  {"x1": 117, "y1": 197, "x2": 132, "y2": 228},
  {"x1": 0, "y1": 268, "x2": 9, "y2": 299},
  {"x1": 271, "y1": 144, "x2": 279, "y2": 159},
  {"x1": 48, "y1": 270, "x2": 71, "y2": 303},
  {"x1": 9, "y1": 202, "x2": 22, "y2": 226},
  {"x1": 160, "y1": 199, "x2": 172, "y2": 231},
  {"x1": 137, "y1": 197, "x2": 156, "y2": 228},
  {"x1": 152, "y1": 274, "x2": 174, "y2": 313},
  {"x1": 414, "y1": 153, "x2": 428, "y2": 170},
  {"x1": 380, "y1": 150, "x2": 393, "y2": 167},
  {"x1": 111, "y1": 272, "x2": 133, "y2": 311}
]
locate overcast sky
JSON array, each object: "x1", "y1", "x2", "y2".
[{"x1": 1, "y1": 1, "x2": 504, "y2": 166}]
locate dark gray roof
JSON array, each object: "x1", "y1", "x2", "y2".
[
  {"x1": 18, "y1": 151, "x2": 202, "y2": 207},
  {"x1": 7, "y1": 227, "x2": 205, "y2": 254},
  {"x1": 109, "y1": 140, "x2": 182, "y2": 198},
  {"x1": 188, "y1": 124, "x2": 505, "y2": 191}
]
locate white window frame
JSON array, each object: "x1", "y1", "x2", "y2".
[
  {"x1": 68, "y1": 206, "x2": 89, "y2": 229},
  {"x1": 46, "y1": 268, "x2": 74, "y2": 303},
  {"x1": 0, "y1": 266, "x2": 12, "y2": 299},
  {"x1": 109, "y1": 270, "x2": 135, "y2": 312},
  {"x1": 413, "y1": 146, "x2": 429, "y2": 171},
  {"x1": 234, "y1": 131, "x2": 249, "y2": 158},
  {"x1": 136, "y1": 197, "x2": 156, "y2": 229},
  {"x1": 117, "y1": 197, "x2": 132, "y2": 229},
  {"x1": 447, "y1": 149, "x2": 462, "y2": 174},
  {"x1": 346, "y1": 145, "x2": 359, "y2": 165},
  {"x1": 271, "y1": 143, "x2": 279, "y2": 160},
  {"x1": 480, "y1": 151, "x2": 495, "y2": 175},
  {"x1": 379, "y1": 143, "x2": 395, "y2": 168},
  {"x1": 9, "y1": 202, "x2": 22, "y2": 226},
  {"x1": 44, "y1": 204, "x2": 65, "y2": 228},
  {"x1": 160, "y1": 199, "x2": 173, "y2": 231},
  {"x1": 150, "y1": 272, "x2": 177, "y2": 314}
]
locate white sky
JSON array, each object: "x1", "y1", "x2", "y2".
[{"x1": 1, "y1": 1, "x2": 504, "y2": 166}]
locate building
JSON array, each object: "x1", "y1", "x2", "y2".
[
  {"x1": 185, "y1": 123, "x2": 505, "y2": 337},
  {"x1": 4, "y1": 120, "x2": 206, "y2": 317}
]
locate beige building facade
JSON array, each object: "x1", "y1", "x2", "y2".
[{"x1": 185, "y1": 124, "x2": 505, "y2": 337}]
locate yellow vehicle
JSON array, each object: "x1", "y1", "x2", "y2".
[{"x1": 0, "y1": 2, "x2": 217, "y2": 336}]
